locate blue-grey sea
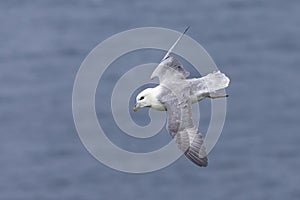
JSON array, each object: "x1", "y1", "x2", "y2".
[{"x1": 1, "y1": 0, "x2": 300, "y2": 199}]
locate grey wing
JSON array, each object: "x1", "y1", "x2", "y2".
[
  {"x1": 188, "y1": 71, "x2": 230, "y2": 101},
  {"x1": 159, "y1": 87, "x2": 208, "y2": 167},
  {"x1": 151, "y1": 56, "x2": 190, "y2": 84}
]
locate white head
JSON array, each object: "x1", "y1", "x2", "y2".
[{"x1": 133, "y1": 88, "x2": 153, "y2": 112}]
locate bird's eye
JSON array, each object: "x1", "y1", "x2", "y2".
[{"x1": 139, "y1": 96, "x2": 144, "y2": 100}]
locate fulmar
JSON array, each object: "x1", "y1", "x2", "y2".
[{"x1": 133, "y1": 28, "x2": 230, "y2": 167}]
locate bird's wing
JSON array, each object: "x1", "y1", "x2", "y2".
[
  {"x1": 158, "y1": 85, "x2": 208, "y2": 167},
  {"x1": 150, "y1": 56, "x2": 190, "y2": 84},
  {"x1": 151, "y1": 26, "x2": 190, "y2": 84},
  {"x1": 188, "y1": 71, "x2": 230, "y2": 99},
  {"x1": 161, "y1": 26, "x2": 190, "y2": 61}
]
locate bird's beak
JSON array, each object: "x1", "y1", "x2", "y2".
[{"x1": 133, "y1": 104, "x2": 140, "y2": 112}]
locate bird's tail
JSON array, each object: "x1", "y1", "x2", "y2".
[{"x1": 203, "y1": 71, "x2": 230, "y2": 92}]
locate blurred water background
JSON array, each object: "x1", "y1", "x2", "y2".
[{"x1": 1, "y1": 0, "x2": 300, "y2": 199}]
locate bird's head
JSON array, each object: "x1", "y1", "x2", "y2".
[{"x1": 133, "y1": 88, "x2": 153, "y2": 112}]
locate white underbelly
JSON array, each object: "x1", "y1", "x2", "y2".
[{"x1": 151, "y1": 103, "x2": 166, "y2": 111}]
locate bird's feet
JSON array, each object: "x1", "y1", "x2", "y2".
[{"x1": 208, "y1": 93, "x2": 229, "y2": 99}]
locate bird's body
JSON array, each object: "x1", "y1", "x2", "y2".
[{"x1": 137, "y1": 69, "x2": 229, "y2": 111}]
